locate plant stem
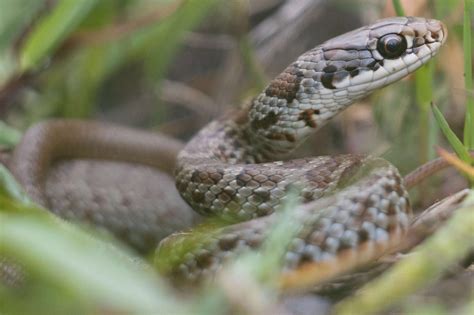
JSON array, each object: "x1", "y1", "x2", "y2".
[
  {"x1": 463, "y1": 0, "x2": 473, "y2": 150},
  {"x1": 392, "y1": 0, "x2": 406, "y2": 16}
]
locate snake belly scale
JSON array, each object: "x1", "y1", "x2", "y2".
[{"x1": 9, "y1": 17, "x2": 447, "y2": 285}]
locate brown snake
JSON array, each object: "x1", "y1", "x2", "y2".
[{"x1": 7, "y1": 17, "x2": 447, "y2": 287}]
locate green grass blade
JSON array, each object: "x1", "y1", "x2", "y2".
[
  {"x1": 0, "y1": 212, "x2": 193, "y2": 314},
  {"x1": 392, "y1": 0, "x2": 438, "y2": 164},
  {"x1": 392, "y1": 0, "x2": 405, "y2": 16},
  {"x1": 135, "y1": 0, "x2": 219, "y2": 83},
  {"x1": 19, "y1": 0, "x2": 99, "y2": 71},
  {"x1": 463, "y1": 0, "x2": 473, "y2": 149},
  {"x1": 0, "y1": 164, "x2": 193, "y2": 314},
  {"x1": 0, "y1": 121, "x2": 21, "y2": 147},
  {"x1": 432, "y1": 103, "x2": 471, "y2": 163},
  {"x1": 0, "y1": 0, "x2": 44, "y2": 51},
  {"x1": 239, "y1": 35, "x2": 266, "y2": 92},
  {"x1": 416, "y1": 63, "x2": 437, "y2": 161},
  {"x1": 0, "y1": 164, "x2": 31, "y2": 205},
  {"x1": 251, "y1": 191, "x2": 301, "y2": 282}
]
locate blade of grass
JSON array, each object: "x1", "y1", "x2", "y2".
[
  {"x1": 437, "y1": 147, "x2": 474, "y2": 180},
  {"x1": 416, "y1": 63, "x2": 437, "y2": 162},
  {"x1": 392, "y1": 0, "x2": 437, "y2": 165},
  {"x1": 463, "y1": 0, "x2": 473, "y2": 149},
  {"x1": 239, "y1": 35, "x2": 266, "y2": 92},
  {"x1": 0, "y1": 212, "x2": 193, "y2": 314},
  {"x1": 136, "y1": 0, "x2": 219, "y2": 83},
  {"x1": 0, "y1": 164, "x2": 31, "y2": 204},
  {"x1": 0, "y1": 164, "x2": 193, "y2": 314},
  {"x1": 392, "y1": 0, "x2": 406, "y2": 16},
  {"x1": 431, "y1": 103, "x2": 471, "y2": 163},
  {"x1": 20, "y1": 0, "x2": 99, "y2": 71},
  {"x1": 0, "y1": 121, "x2": 21, "y2": 147},
  {"x1": 0, "y1": 0, "x2": 44, "y2": 51},
  {"x1": 207, "y1": 191, "x2": 302, "y2": 314},
  {"x1": 252, "y1": 191, "x2": 301, "y2": 283}
]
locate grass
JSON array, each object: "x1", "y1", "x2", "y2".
[
  {"x1": 431, "y1": 0, "x2": 474, "y2": 185},
  {"x1": 19, "y1": 0, "x2": 98, "y2": 71},
  {"x1": 391, "y1": 0, "x2": 405, "y2": 16},
  {"x1": 1, "y1": 1, "x2": 472, "y2": 314},
  {"x1": 0, "y1": 163, "x2": 304, "y2": 314},
  {"x1": 392, "y1": 0, "x2": 473, "y2": 185},
  {"x1": 463, "y1": 0, "x2": 473, "y2": 149},
  {"x1": 0, "y1": 121, "x2": 21, "y2": 147},
  {"x1": 0, "y1": 165, "x2": 196, "y2": 314}
]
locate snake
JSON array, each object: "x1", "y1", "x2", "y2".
[{"x1": 7, "y1": 16, "x2": 447, "y2": 287}]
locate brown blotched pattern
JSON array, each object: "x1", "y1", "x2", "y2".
[
  {"x1": 177, "y1": 153, "x2": 361, "y2": 220},
  {"x1": 163, "y1": 159, "x2": 410, "y2": 282},
  {"x1": 166, "y1": 17, "x2": 446, "y2": 282},
  {"x1": 4, "y1": 16, "x2": 446, "y2": 289},
  {"x1": 265, "y1": 64, "x2": 303, "y2": 102}
]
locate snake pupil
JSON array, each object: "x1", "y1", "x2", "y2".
[{"x1": 377, "y1": 34, "x2": 407, "y2": 59}]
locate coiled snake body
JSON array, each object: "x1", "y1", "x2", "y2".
[{"x1": 8, "y1": 17, "x2": 447, "y2": 286}]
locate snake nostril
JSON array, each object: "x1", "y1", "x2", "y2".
[{"x1": 427, "y1": 19, "x2": 448, "y2": 44}]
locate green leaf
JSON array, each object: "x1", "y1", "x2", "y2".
[
  {"x1": 61, "y1": 43, "x2": 124, "y2": 117},
  {"x1": 0, "y1": 211, "x2": 193, "y2": 314},
  {"x1": 128, "y1": 0, "x2": 219, "y2": 82},
  {"x1": 431, "y1": 103, "x2": 471, "y2": 163},
  {"x1": 0, "y1": 121, "x2": 21, "y2": 147},
  {"x1": 19, "y1": 0, "x2": 99, "y2": 71},
  {"x1": 433, "y1": 0, "x2": 462, "y2": 18},
  {"x1": 0, "y1": 0, "x2": 44, "y2": 51},
  {"x1": 463, "y1": 0, "x2": 474, "y2": 149},
  {"x1": 416, "y1": 62, "x2": 437, "y2": 161},
  {"x1": 0, "y1": 163, "x2": 192, "y2": 313},
  {"x1": 0, "y1": 0, "x2": 45, "y2": 85},
  {"x1": 392, "y1": 0, "x2": 405, "y2": 16},
  {"x1": 0, "y1": 164, "x2": 31, "y2": 205}
]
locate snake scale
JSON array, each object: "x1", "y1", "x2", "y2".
[{"x1": 7, "y1": 17, "x2": 447, "y2": 286}]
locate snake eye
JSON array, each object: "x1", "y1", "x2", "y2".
[{"x1": 377, "y1": 34, "x2": 407, "y2": 59}]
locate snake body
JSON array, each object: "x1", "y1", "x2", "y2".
[
  {"x1": 9, "y1": 121, "x2": 199, "y2": 252},
  {"x1": 8, "y1": 17, "x2": 447, "y2": 285}
]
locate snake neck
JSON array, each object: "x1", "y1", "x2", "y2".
[
  {"x1": 241, "y1": 17, "x2": 447, "y2": 159},
  {"x1": 178, "y1": 17, "x2": 447, "y2": 168},
  {"x1": 176, "y1": 86, "x2": 354, "y2": 172},
  {"x1": 175, "y1": 102, "x2": 315, "y2": 172},
  {"x1": 175, "y1": 16, "x2": 446, "y2": 219},
  {"x1": 176, "y1": 114, "x2": 261, "y2": 168}
]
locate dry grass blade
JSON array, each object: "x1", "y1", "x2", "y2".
[{"x1": 437, "y1": 147, "x2": 474, "y2": 180}]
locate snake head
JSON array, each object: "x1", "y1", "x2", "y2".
[
  {"x1": 248, "y1": 17, "x2": 447, "y2": 156},
  {"x1": 318, "y1": 16, "x2": 447, "y2": 91}
]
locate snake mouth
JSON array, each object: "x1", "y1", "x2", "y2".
[
  {"x1": 427, "y1": 19, "x2": 448, "y2": 45},
  {"x1": 410, "y1": 18, "x2": 447, "y2": 59}
]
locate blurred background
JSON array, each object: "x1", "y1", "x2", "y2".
[
  {"x1": 0, "y1": 0, "x2": 470, "y2": 208},
  {"x1": 0, "y1": 1, "x2": 472, "y2": 314}
]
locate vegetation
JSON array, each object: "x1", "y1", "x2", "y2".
[{"x1": 0, "y1": 0, "x2": 472, "y2": 314}]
